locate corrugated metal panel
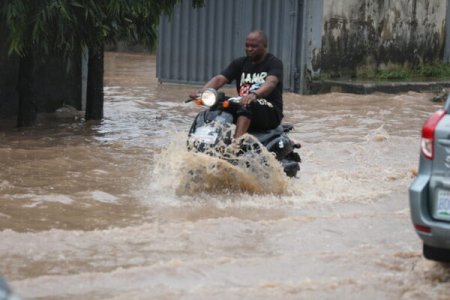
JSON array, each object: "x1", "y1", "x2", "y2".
[
  {"x1": 445, "y1": 1, "x2": 450, "y2": 62},
  {"x1": 157, "y1": 0, "x2": 304, "y2": 92}
]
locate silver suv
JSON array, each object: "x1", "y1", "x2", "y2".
[{"x1": 409, "y1": 97, "x2": 450, "y2": 263}]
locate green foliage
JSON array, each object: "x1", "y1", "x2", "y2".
[
  {"x1": 374, "y1": 64, "x2": 450, "y2": 80},
  {"x1": 375, "y1": 69, "x2": 411, "y2": 80},
  {"x1": 320, "y1": 63, "x2": 450, "y2": 81},
  {"x1": 1, "y1": 0, "x2": 205, "y2": 57},
  {"x1": 419, "y1": 64, "x2": 450, "y2": 78}
]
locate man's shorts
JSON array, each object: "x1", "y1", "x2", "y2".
[{"x1": 234, "y1": 99, "x2": 282, "y2": 131}]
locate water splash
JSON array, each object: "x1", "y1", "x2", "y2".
[{"x1": 149, "y1": 130, "x2": 288, "y2": 196}]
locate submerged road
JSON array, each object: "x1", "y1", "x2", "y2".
[{"x1": 0, "y1": 52, "x2": 449, "y2": 299}]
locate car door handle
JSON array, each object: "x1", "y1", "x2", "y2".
[{"x1": 438, "y1": 139, "x2": 450, "y2": 146}]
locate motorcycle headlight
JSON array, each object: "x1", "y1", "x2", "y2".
[{"x1": 201, "y1": 88, "x2": 218, "y2": 107}]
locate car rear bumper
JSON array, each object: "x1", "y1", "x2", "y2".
[{"x1": 409, "y1": 174, "x2": 450, "y2": 250}]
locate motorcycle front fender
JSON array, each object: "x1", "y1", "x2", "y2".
[
  {"x1": 265, "y1": 135, "x2": 294, "y2": 160},
  {"x1": 189, "y1": 109, "x2": 234, "y2": 134}
]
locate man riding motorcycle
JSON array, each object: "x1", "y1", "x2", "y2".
[{"x1": 189, "y1": 30, "x2": 283, "y2": 140}]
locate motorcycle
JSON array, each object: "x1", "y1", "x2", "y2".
[{"x1": 185, "y1": 88, "x2": 301, "y2": 177}]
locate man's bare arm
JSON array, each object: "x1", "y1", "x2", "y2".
[
  {"x1": 189, "y1": 75, "x2": 229, "y2": 99},
  {"x1": 240, "y1": 75, "x2": 279, "y2": 106},
  {"x1": 253, "y1": 75, "x2": 279, "y2": 98}
]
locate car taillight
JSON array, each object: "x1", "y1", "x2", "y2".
[
  {"x1": 421, "y1": 109, "x2": 446, "y2": 160},
  {"x1": 414, "y1": 224, "x2": 431, "y2": 233}
]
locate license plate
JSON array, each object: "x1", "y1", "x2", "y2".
[
  {"x1": 191, "y1": 127, "x2": 218, "y2": 145},
  {"x1": 436, "y1": 190, "x2": 450, "y2": 218}
]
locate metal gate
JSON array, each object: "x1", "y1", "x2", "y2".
[{"x1": 157, "y1": 0, "x2": 305, "y2": 92}]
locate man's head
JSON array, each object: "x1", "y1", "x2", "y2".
[{"x1": 245, "y1": 30, "x2": 268, "y2": 63}]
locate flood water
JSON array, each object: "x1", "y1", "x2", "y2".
[{"x1": 1, "y1": 52, "x2": 449, "y2": 299}]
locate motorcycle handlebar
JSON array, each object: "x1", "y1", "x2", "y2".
[
  {"x1": 184, "y1": 91, "x2": 242, "y2": 107},
  {"x1": 227, "y1": 97, "x2": 242, "y2": 104}
]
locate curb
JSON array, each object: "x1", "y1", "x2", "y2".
[{"x1": 310, "y1": 80, "x2": 450, "y2": 94}]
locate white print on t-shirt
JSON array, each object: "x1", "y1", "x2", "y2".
[
  {"x1": 239, "y1": 82, "x2": 261, "y2": 96},
  {"x1": 256, "y1": 99, "x2": 273, "y2": 107},
  {"x1": 240, "y1": 72, "x2": 268, "y2": 86}
]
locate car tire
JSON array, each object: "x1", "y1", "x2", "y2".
[{"x1": 423, "y1": 244, "x2": 450, "y2": 263}]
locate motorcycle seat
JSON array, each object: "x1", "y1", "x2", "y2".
[
  {"x1": 249, "y1": 125, "x2": 284, "y2": 144},
  {"x1": 282, "y1": 124, "x2": 294, "y2": 132}
]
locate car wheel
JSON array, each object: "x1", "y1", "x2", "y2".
[{"x1": 423, "y1": 244, "x2": 450, "y2": 263}]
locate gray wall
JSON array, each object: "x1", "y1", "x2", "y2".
[
  {"x1": 0, "y1": 26, "x2": 20, "y2": 119},
  {"x1": 0, "y1": 49, "x2": 82, "y2": 120},
  {"x1": 158, "y1": 0, "x2": 450, "y2": 92},
  {"x1": 157, "y1": 0, "x2": 318, "y2": 93},
  {"x1": 320, "y1": 0, "x2": 448, "y2": 78},
  {"x1": 0, "y1": 15, "x2": 83, "y2": 121},
  {"x1": 32, "y1": 54, "x2": 83, "y2": 113},
  {"x1": 445, "y1": 0, "x2": 450, "y2": 62}
]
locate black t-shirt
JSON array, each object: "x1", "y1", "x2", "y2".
[{"x1": 220, "y1": 53, "x2": 283, "y2": 118}]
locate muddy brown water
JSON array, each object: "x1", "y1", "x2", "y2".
[{"x1": 0, "y1": 52, "x2": 449, "y2": 299}]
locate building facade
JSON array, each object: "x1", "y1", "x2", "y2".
[{"x1": 157, "y1": 0, "x2": 450, "y2": 93}]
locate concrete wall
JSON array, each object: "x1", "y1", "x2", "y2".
[
  {"x1": 444, "y1": 0, "x2": 450, "y2": 62},
  {"x1": 32, "y1": 54, "x2": 83, "y2": 112},
  {"x1": 319, "y1": 0, "x2": 448, "y2": 78},
  {"x1": 0, "y1": 21, "x2": 82, "y2": 121},
  {"x1": 0, "y1": 26, "x2": 20, "y2": 119},
  {"x1": 0, "y1": 48, "x2": 82, "y2": 120}
]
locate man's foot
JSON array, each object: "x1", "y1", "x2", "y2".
[{"x1": 224, "y1": 138, "x2": 243, "y2": 156}]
